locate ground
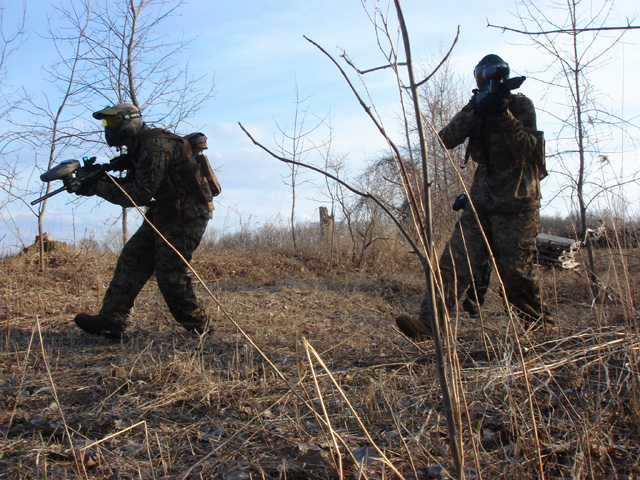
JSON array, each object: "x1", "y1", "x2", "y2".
[{"x1": 0, "y1": 242, "x2": 638, "y2": 479}]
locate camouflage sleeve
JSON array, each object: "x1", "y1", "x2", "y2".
[
  {"x1": 438, "y1": 98, "x2": 479, "y2": 149},
  {"x1": 94, "y1": 138, "x2": 173, "y2": 207},
  {"x1": 491, "y1": 106, "x2": 537, "y2": 161}
]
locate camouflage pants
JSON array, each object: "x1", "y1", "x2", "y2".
[
  {"x1": 100, "y1": 211, "x2": 209, "y2": 330},
  {"x1": 424, "y1": 206, "x2": 549, "y2": 324}
]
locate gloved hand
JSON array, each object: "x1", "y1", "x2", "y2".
[
  {"x1": 473, "y1": 91, "x2": 509, "y2": 117},
  {"x1": 73, "y1": 181, "x2": 97, "y2": 196}
]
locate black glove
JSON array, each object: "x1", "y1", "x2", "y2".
[
  {"x1": 473, "y1": 91, "x2": 509, "y2": 117},
  {"x1": 73, "y1": 182, "x2": 97, "y2": 196}
]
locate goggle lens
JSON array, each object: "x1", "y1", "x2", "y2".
[{"x1": 102, "y1": 115, "x2": 124, "y2": 129}]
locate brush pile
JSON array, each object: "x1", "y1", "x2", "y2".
[{"x1": 535, "y1": 233, "x2": 581, "y2": 270}]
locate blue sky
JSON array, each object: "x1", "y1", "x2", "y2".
[{"x1": 1, "y1": 0, "x2": 639, "y2": 251}]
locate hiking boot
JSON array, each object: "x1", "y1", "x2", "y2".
[
  {"x1": 395, "y1": 314, "x2": 433, "y2": 341},
  {"x1": 180, "y1": 317, "x2": 213, "y2": 337},
  {"x1": 462, "y1": 297, "x2": 479, "y2": 316},
  {"x1": 183, "y1": 323, "x2": 213, "y2": 337},
  {"x1": 74, "y1": 313, "x2": 125, "y2": 340}
]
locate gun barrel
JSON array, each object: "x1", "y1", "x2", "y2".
[
  {"x1": 504, "y1": 75, "x2": 526, "y2": 91},
  {"x1": 30, "y1": 185, "x2": 67, "y2": 206}
]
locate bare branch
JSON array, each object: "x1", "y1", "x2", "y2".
[
  {"x1": 487, "y1": 21, "x2": 640, "y2": 35},
  {"x1": 303, "y1": 35, "x2": 428, "y2": 254},
  {"x1": 342, "y1": 57, "x2": 407, "y2": 75},
  {"x1": 414, "y1": 25, "x2": 460, "y2": 88},
  {"x1": 238, "y1": 121, "x2": 424, "y2": 261}
]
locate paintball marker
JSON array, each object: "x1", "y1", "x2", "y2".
[
  {"x1": 471, "y1": 63, "x2": 526, "y2": 116},
  {"x1": 476, "y1": 64, "x2": 526, "y2": 95},
  {"x1": 31, "y1": 154, "x2": 131, "y2": 205}
]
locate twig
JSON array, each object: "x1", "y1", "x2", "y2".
[
  {"x1": 341, "y1": 53, "x2": 407, "y2": 75},
  {"x1": 35, "y1": 315, "x2": 83, "y2": 476},
  {"x1": 414, "y1": 26, "x2": 461, "y2": 88},
  {"x1": 305, "y1": 339, "x2": 405, "y2": 478},
  {"x1": 302, "y1": 35, "x2": 428, "y2": 260},
  {"x1": 394, "y1": 1, "x2": 465, "y2": 477},
  {"x1": 4, "y1": 325, "x2": 36, "y2": 439},
  {"x1": 238, "y1": 122, "x2": 423, "y2": 262},
  {"x1": 487, "y1": 21, "x2": 640, "y2": 36}
]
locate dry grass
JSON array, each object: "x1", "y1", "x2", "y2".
[{"x1": 0, "y1": 239, "x2": 638, "y2": 479}]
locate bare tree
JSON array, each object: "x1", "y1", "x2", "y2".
[
  {"x1": 82, "y1": 0, "x2": 215, "y2": 128},
  {"x1": 359, "y1": 57, "x2": 474, "y2": 251},
  {"x1": 0, "y1": 3, "x2": 26, "y2": 246},
  {"x1": 20, "y1": 7, "x2": 93, "y2": 269},
  {"x1": 0, "y1": 2, "x2": 25, "y2": 125},
  {"x1": 489, "y1": 0, "x2": 639, "y2": 295},
  {"x1": 241, "y1": 1, "x2": 467, "y2": 476},
  {"x1": 274, "y1": 82, "x2": 323, "y2": 250}
]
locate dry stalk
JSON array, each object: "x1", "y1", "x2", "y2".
[
  {"x1": 380, "y1": 388, "x2": 419, "y2": 477},
  {"x1": 507, "y1": 334, "x2": 638, "y2": 379},
  {"x1": 154, "y1": 431, "x2": 168, "y2": 476},
  {"x1": 304, "y1": 338, "x2": 405, "y2": 478},
  {"x1": 304, "y1": 340, "x2": 344, "y2": 477},
  {"x1": 78, "y1": 420, "x2": 155, "y2": 479},
  {"x1": 34, "y1": 315, "x2": 83, "y2": 476},
  {"x1": 4, "y1": 325, "x2": 36, "y2": 438}
]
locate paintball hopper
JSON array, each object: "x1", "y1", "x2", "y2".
[
  {"x1": 40, "y1": 159, "x2": 81, "y2": 182},
  {"x1": 31, "y1": 156, "x2": 103, "y2": 206}
]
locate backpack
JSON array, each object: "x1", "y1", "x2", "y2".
[
  {"x1": 509, "y1": 94, "x2": 548, "y2": 180},
  {"x1": 531, "y1": 130, "x2": 548, "y2": 180},
  {"x1": 184, "y1": 132, "x2": 222, "y2": 200},
  {"x1": 139, "y1": 128, "x2": 221, "y2": 203}
]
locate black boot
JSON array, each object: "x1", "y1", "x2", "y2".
[
  {"x1": 462, "y1": 297, "x2": 479, "y2": 316},
  {"x1": 395, "y1": 314, "x2": 432, "y2": 341},
  {"x1": 179, "y1": 310, "x2": 214, "y2": 337},
  {"x1": 74, "y1": 313, "x2": 125, "y2": 340}
]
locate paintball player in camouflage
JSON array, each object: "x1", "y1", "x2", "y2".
[
  {"x1": 74, "y1": 103, "x2": 213, "y2": 339},
  {"x1": 397, "y1": 54, "x2": 552, "y2": 340}
]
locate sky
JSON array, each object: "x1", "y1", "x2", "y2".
[{"x1": 1, "y1": 0, "x2": 639, "y2": 252}]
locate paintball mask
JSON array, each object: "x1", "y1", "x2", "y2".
[
  {"x1": 473, "y1": 54, "x2": 510, "y2": 92},
  {"x1": 93, "y1": 103, "x2": 142, "y2": 147}
]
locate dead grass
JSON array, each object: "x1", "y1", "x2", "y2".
[{"x1": 0, "y1": 240, "x2": 638, "y2": 479}]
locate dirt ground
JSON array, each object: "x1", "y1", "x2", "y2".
[{"x1": 1, "y1": 242, "x2": 639, "y2": 479}]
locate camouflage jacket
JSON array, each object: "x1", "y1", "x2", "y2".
[
  {"x1": 438, "y1": 93, "x2": 541, "y2": 213},
  {"x1": 95, "y1": 125, "x2": 213, "y2": 222}
]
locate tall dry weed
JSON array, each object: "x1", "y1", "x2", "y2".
[{"x1": 0, "y1": 231, "x2": 638, "y2": 479}]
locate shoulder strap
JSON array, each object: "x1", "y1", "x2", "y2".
[{"x1": 138, "y1": 128, "x2": 192, "y2": 159}]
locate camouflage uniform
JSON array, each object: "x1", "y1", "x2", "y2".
[
  {"x1": 428, "y1": 93, "x2": 551, "y2": 326},
  {"x1": 93, "y1": 125, "x2": 213, "y2": 331}
]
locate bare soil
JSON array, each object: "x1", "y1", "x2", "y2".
[{"x1": 1, "y1": 242, "x2": 638, "y2": 479}]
